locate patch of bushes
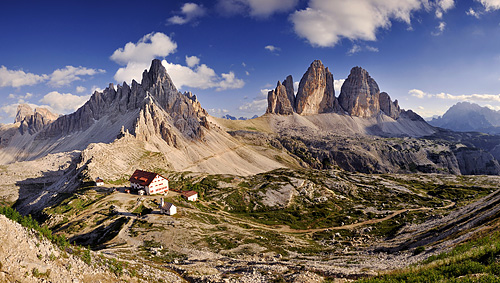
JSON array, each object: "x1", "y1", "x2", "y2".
[
  {"x1": 133, "y1": 204, "x2": 152, "y2": 216},
  {"x1": 0, "y1": 206, "x2": 70, "y2": 249}
]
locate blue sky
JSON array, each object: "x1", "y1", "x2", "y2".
[{"x1": 1, "y1": 0, "x2": 500, "y2": 124}]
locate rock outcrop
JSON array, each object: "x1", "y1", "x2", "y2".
[
  {"x1": 15, "y1": 104, "x2": 58, "y2": 135},
  {"x1": 338, "y1": 67, "x2": 381, "y2": 118},
  {"x1": 283, "y1": 75, "x2": 295, "y2": 109},
  {"x1": 379, "y1": 92, "x2": 400, "y2": 120},
  {"x1": 266, "y1": 81, "x2": 294, "y2": 115},
  {"x1": 295, "y1": 60, "x2": 337, "y2": 115}
]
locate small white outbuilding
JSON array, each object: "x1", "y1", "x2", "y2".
[{"x1": 159, "y1": 198, "x2": 176, "y2": 215}]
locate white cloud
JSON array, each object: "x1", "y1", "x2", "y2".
[
  {"x1": 238, "y1": 98, "x2": 267, "y2": 112},
  {"x1": 348, "y1": 44, "x2": 362, "y2": 55},
  {"x1": 113, "y1": 62, "x2": 149, "y2": 85},
  {"x1": 265, "y1": 45, "x2": 281, "y2": 53},
  {"x1": 348, "y1": 44, "x2": 379, "y2": 55},
  {"x1": 0, "y1": 104, "x2": 22, "y2": 119},
  {"x1": 185, "y1": 55, "x2": 200, "y2": 68},
  {"x1": 39, "y1": 91, "x2": 90, "y2": 114},
  {"x1": 76, "y1": 86, "x2": 86, "y2": 93},
  {"x1": 410, "y1": 88, "x2": 500, "y2": 103},
  {"x1": 48, "y1": 66, "x2": 105, "y2": 87},
  {"x1": 167, "y1": 3, "x2": 206, "y2": 25},
  {"x1": 0, "y1": 66, "x2": 48, "y2": 88},
  {"x1": 207, "y1": 108, "x2": 230, "y2": 116},
  {"x1": 409, "y1": 89, "x2": 428, "y2": 98},
  {"x1": 484, "y1": 104, "x2": 500, "y2": 111},
  {"x1": 477, "y1": 0, "x2": 500, "y2": 11},
  {"x1": 8, "y1": 93, "x2": 33, "y2": 101},
  {"x1": 217, "y1": 0, "x2": 299, "y2": 17},
  {"x1": 366, "y1": 45, "x2": 379, "y2": 52},
  {"x1": 432, "y1": 21, "x2": 446, "y2": 36},
  {"x1": 162, "y1": 60, "x2": 244, "y2": 91},
  {"x1": 466, "y1": 7, "x2": 481, "y2": 18},
  {"x1": 435, "y1": 0, "x2": 454, "y2": 18},
  {"x1": 334, "y1": 79, "x2": 345, "y2": 94},
  {"x1": 111, "y1": 32, "x2": 177, "y2": 66},
  {"x1": 260, "y1": 88, "x2": 272, "y2": 96},
  {"x1": 294, "y1": 81, "x2": 299, "y2": 94},
  {"x1": 290, "y1": 0, "x2": 423, "y2": 47}
]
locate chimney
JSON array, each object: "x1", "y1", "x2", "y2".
[{"x1": 160, "y1": 198, "x2": 164, "y2": 207}]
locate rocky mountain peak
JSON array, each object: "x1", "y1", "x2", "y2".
[
  {"x1": 15, "y1": 104, "x2": 58, "y2": 135},
  {"x1": 266, "y1": 80, "x2": 294, "y2": 115},
  {"x1": 428, "y1": 102, "x2": 500, "y2": 133},
  {"x1": 15, "y1": 104, "x2": 34, "y2": 123},
  {"x1": 283, "y1": 75, "x2": 295, "y2": 109},
  {"x1": 141, "y1": 59, "x2": 176, "y2": 91},
  {"x1": 338, "y1": 66, "x2": 381, "y2": 118},
  {"x1": 295, "y1": 60, "x2": 337, "y2": 115}
]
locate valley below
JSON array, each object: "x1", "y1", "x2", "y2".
[{"x1": 2, "y1": 148, "x2": 500, "y2": 282}]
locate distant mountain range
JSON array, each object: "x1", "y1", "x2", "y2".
[
  {"x1": 429, "y1": 102, "x2": 500, "y2": 134},
  {"x1": 221, "y1": 114, "x2": 259, "y2": 120}
]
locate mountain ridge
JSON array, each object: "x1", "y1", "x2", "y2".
[{"x1": 429, "y1": 102, "x2": 500, "y2": 134}]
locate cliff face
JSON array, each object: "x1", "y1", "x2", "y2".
[
  {"x1": 338, "y1": 67, "x2": 381, "y2": 118},
  {"x1": 266, "y1": 81, "x2": 294, "y2": 115},
  {"x1": 267, "y1": 60, "x2": 404, "y2": 120},
  {"x1": 37, "y1": 59, "x2": 209, "y2": 145},
  {"x1": 295, "y1": 60, "x2": 337, "y2": 115}
]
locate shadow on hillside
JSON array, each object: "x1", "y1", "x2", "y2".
[
  {"x1": 12, "y1": 156, "x2": 86, "y2": 222},
  {"x1": 69, "y1": 216, "x2": 130, "y2": 249}
]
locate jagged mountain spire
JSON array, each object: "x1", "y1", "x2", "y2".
[
  {"x1": 266, "y1": 61, "x2": 404, "y2": 119},
  {"x1": 141, "y1": 59, "x2": 177, "y2": 92},
  {"x1": 295, "y1": 60, "x2": 337, "y2": 115}
]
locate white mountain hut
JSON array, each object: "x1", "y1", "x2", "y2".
[{"x1": 159, "y1": 198, "x2": 176, "y2": 215}]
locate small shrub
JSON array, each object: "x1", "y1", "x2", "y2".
[
  {"x1": 32, "y1": 268, "x2": 40, "y2": 277},
  {"x1": 81, "y1": 246, "x2": 91, "y2": 265}
]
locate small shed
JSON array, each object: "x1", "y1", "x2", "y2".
[
  {"x1": 95, "y1": 177, "x2": 104, "y2": 186},
  {"x1": 182, "y1": 191, "x2": 198, "y2": 202},
  {"x1": 159, "y1": 198, "x2": 176, "y2": 215}
]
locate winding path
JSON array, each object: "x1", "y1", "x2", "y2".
[{"x1": 184, "y1": 199, "x2": 455, "y2": 234}]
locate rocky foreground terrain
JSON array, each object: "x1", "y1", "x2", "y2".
[{"x1": 2, "y1": 145, "x2": 500, "y2": 282}]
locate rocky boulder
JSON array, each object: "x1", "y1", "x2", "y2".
[{"x1": 295, "y1": 60, "x2": 337, "y2": 115}]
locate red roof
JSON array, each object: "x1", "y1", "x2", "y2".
[
  {"x1": 129, "y1": 169, "x2": 168, "y2": 186},
  {"x1": 182, "y1": 191, "x2": 198, "y2": 197}
]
